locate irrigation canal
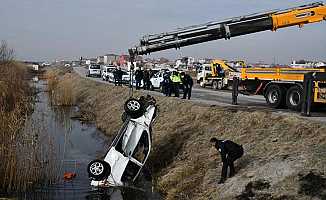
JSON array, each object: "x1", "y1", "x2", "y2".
[{"x1": 3, "y1": 77, "x2": 161, "y2": 200}]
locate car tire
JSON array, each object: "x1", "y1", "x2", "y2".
[
  {"x1": 265, "y1": 84, "x2": 285, "y2": 108},
  {"x1": 286, "y1": 85, "x2": 303, "y2": 111},
  {"x1": 87, "y1": 160, "x2": 111, "y2": 181},
  {"x1": 200, "y1": 80, "x2": 205, "y2": 88},
  {"x1": 124, "y1": 98, "x2": 145, "y2": 119}
]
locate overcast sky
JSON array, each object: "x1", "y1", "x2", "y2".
[{"x1": 0, "y1": 0, "x2": 325, "y2": 64}]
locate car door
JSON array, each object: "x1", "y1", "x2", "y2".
[
  {"x1": 121, "y1": 129, "x2": 151, "y2": 182},
  {"x1": 151, "y1": 73, "x2": 161, "y2": 88}
]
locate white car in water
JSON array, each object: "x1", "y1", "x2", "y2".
[{"x1": 87, "y1": 95, "x2": 157, "y2": 187}]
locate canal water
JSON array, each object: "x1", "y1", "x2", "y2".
[{"x1": 12, "y1": 78, "x2": 161, "y2": 200}]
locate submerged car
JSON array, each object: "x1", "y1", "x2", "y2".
[{"x1": 87, "y1": 95, "x2": 157, "y2": 187}]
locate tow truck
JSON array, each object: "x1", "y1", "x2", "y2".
[
  {"x1": 197, "y1": 59, "x2": 243, "y2": 90},
  {"x1": 129, "y1": 2, "x2": 326, "y2": 111}
]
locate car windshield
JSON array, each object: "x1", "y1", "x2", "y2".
[{"x1": 90, "y1": 65, "x2": 100, "y2": 69}]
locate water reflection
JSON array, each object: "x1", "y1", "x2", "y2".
[{"x1": 13, "y1": 77, "x2": 162, "y2": 200}]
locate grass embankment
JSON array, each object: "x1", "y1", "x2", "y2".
[
  {"x1": 50, "y1": 67, "x2": 326, "y2": 200},
  {"x1": 0, "y1": 62, "x2": 56, "y2": 193}
]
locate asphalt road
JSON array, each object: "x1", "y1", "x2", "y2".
[{"x1": 73, "y1": 66, "x2": 326, "y2": 122}]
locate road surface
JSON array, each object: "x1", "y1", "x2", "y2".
[{"x1": 73, "y1": 66, "x2": 326, "y2": 122}]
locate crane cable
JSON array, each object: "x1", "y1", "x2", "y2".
[{"x1": 129, "y1": 62, "x2": 135, "y2": 97}]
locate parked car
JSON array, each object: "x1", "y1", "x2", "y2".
[
  {"x1": 150, "y1": 70, "x2": 166, "y2": 90},
  {"x1": 121, "y1": 70, "x2": 131, "y2": 84},
  {"x1": 87, "y1": 64, "x2": 101, "y2": 77},
  {"x1": 102, "y1": 65, "x2": 116, "y2": 81},
  {"x1": 87, "y1": 95, "x2": 157, "y2": 187}
]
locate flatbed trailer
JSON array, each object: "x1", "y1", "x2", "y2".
[
  {"x1": 238, "y1": 67, "x2": 326, "y2": 110},
  {"x1": 129, "y1": 2, "x2": 326, "y2": 111}
]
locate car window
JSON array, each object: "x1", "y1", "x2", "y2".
[
  {"x1": 205, "y1": 66, "x2": 211, "y2": 71},
  {"x1": 121, "y1": 161, "x2": 141, "y2": 182},
  {"x1": 111, "y1": 121, "x2": 130, "y2": 154},
  {"x1": 132, "y1": 131, "x2": 149, "y2": 164},
  {"x1": 122, "y1": 124, "x2": 141, "y2": 157},
  {"x1": 90, "y1": 65, "x2": 100, "y2": 69}
]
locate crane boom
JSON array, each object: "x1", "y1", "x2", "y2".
[{"x1": 129, "y1": 2, "x2": 326, "y2": 58}]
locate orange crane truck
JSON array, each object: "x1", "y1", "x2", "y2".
[{"x1": 129, "y1": 2, "x2": 326, "y2": 111}]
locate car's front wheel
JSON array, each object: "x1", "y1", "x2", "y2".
[
  {"x1": 124, "y1": 98, "x2": 144, "y2": 119},
  {"x1": 87, "y1": 160, "x2": 111, "y2": 181}
]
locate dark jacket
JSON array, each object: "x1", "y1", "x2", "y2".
[
  {"x1": 182, "y1": 74, "x2": 193, "y2": 87},
  {"x1": 135, "y1": 70, "x2": 143, "y2": 81},
  {"x1": 143, "y1": 71, "x2": 150, "y2": 81},
  {"x1": 214, "y1": 140, "x2": 243, "y2": 162}
]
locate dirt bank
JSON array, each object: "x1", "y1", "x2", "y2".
[{"x1": 51, "y1": 67, "x2": 326, "y2": 200}]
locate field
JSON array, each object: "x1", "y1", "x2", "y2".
[{"x1": 49, "y1": 66, "x2": 326, "y2": 200}]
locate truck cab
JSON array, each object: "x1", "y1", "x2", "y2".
[{"x1": 196, "y1": 64, "x2": 212, "y2": 87}]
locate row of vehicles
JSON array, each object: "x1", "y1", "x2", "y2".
[{"x1": 86, "y1": 64, "x2": 168, "y2": 90}]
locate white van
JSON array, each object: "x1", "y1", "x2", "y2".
[
  {"x1": 87, "y1": 64, "x2": 101, "y2": 77},
  {"x1": 102, "y1": 65, "x2": 116, "y2": 81}
]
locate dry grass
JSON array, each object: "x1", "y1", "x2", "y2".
[
  {"x1": 46, "y1": 68, "x2": 75, "y2": 106},
  {"x1": 51, "y1": 68, "x2": 326, "y2": 200},
  {"x1": 0, "y1": 62, "x2": 58, "y2": 193}
]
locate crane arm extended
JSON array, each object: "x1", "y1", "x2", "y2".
[{"x1": 129, "y1": 2, "x2": 326, "y2": 58}]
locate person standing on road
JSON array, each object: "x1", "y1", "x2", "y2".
[
  {"x1": 135, "y1": 68, "x2": 143, "y2": 90},
  {"x1": 114, "y1": 67, "x2": 119, "y2": 86},
  {"x1": 170, "y1": 71, "x2": 181, "y2": 97},
  {"x1": 162, "y1": 72, "x2": 171, "y2": 96},
  {"x1": 143, "y1": 70, "x2": 150, "y2": 90},
  {"x1": 181, "y1": 72, "x2": 193, "y2": 100},
  {"x1": 210, "y1": 137, "x2": 244, "y2": 184},
  {"x1": 116, "y1": 67, "x2": 123, "y2": 86}
]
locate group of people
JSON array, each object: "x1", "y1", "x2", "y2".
[
  {"x1": 162, "y1": 71, "x2": 193, "y2": 100},
  {"x1": 134, "y1": 68, "x2": 153, "y2": 90},
  {"x1": 134, "y1": 68, "x2": 194, "y2": 100}
]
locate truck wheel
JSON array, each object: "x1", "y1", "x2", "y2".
[
  {"x1": 124, "y1": 98, "x2": 145, "y2": 118},
  {"x1": 213, "y1": 80, "x2": 223, "y2": 90},
  {"x1": 87, "y1": 160, "x2": 111, "y2": 181},
  {"x1": 200, "y1": 80, "x2": 205, "y2": 88},
  {"x1": 286, "y1": 85, "x2": 303, "y2": 111},
  {"x1": 265, "y1": 84, "x2": 285, "y2": 108}
]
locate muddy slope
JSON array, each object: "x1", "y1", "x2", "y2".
[{"x1": 53, "y1": 69, "x2": 326, "y2": 200}]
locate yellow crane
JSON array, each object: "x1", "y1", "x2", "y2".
[{"x1": 129, "y1": 2, "x2": 326, "y2": 111}]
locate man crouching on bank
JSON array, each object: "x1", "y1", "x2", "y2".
[{"x1": 210, "y1": 137, "x2": 244, "y2": 184}]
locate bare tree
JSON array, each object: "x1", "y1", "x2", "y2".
[{"x1": 0, "y1": 40, "x2": 14, "y2": 65}]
